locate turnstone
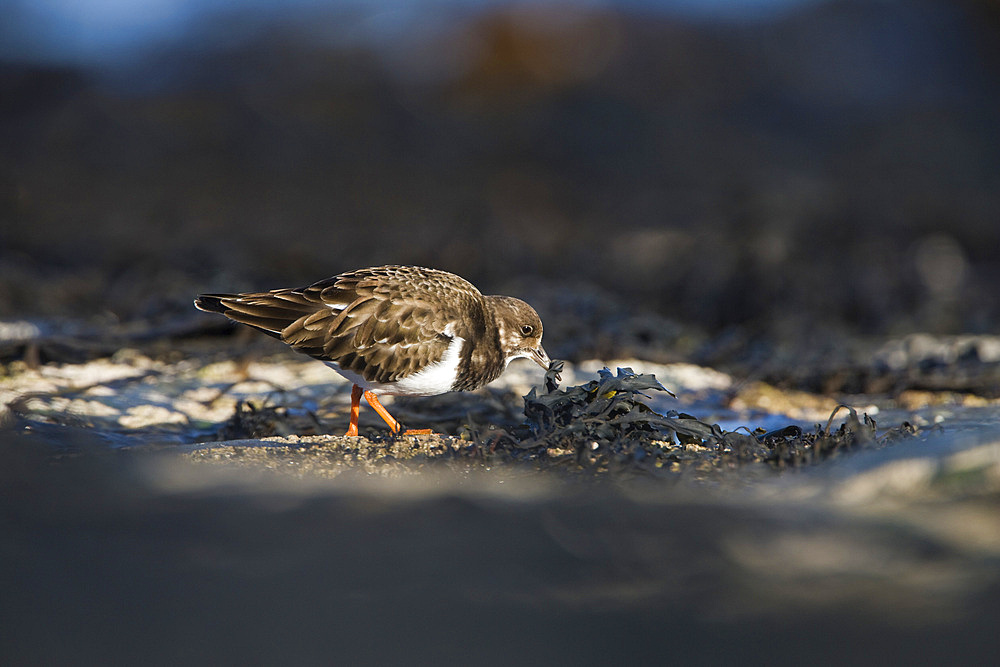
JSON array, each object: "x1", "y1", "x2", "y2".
[{"x1": 195, "y1": 265, "x2": 550, "y2": 436}]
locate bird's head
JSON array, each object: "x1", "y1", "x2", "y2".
[{"x1": 490, "y1": 296, "x2": 550, "y2": 370}]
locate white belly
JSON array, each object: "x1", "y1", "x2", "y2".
[{"x1": 325, "y1": 335, "x2": 465, "y2": 396}]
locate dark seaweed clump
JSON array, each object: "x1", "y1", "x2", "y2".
[
  {"x1": 213, "y1": 400, "x2": 328, "y2": 440},
  {"x1": 509, "y1": 365, "x2": 921, "y2": 472}
]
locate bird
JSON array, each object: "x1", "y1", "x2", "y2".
[{"x1": 194, "y1": 265, "x2": 550, "y2": 436}]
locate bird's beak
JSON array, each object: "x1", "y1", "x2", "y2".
[{"x1": 530, "y1": 345, "x2": 551, "y2": 370}]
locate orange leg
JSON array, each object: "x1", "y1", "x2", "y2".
[
  {"x1": 363, "y1": 391, "x2": 401, "y2": 432},
  {"x1": 363, "y1": 391, "x2": 433, "y2": 435},
  {"x1": 345, "y1": 385, "x2": 363, "y2": 436}
]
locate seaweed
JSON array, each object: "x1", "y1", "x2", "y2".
[
  {"x1": 507, "y1": 364, "x2": 922, "y2": 473},
  {"x1": 215, "y1": 400, "x2": 326, "y2": 440}
]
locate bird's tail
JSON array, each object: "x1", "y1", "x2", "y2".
[
  {"x1": 194, "y1": 290, "x2": 320, "y2": 341},
  {"x1": 193, "y1": 293, "x2": 232, "y2": 314}
]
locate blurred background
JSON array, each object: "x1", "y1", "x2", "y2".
[{"x1": 2, "y1": 0, "x2": 999, "y2": 364}]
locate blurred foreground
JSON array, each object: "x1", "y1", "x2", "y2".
[{"x1": 3, "y1": 416, "x2": 999, "y2": 664}]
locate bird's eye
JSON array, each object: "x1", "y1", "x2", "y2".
[{"x1": 520, "y1": 324, "x2": 534, "y2": 337}]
